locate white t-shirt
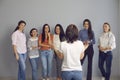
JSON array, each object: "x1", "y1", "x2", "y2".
[
  {"x1": 53, "y1": 34, "x2": 61, "y2": 50},
  {"x1": 12, "y1": 30, "x2": 27, "y2": 54},
  {"x1": 61, "y1": 40, "x2": 85, "y2": 71}
]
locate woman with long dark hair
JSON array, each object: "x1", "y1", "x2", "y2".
[
  {"x1": 53, "y1": 24, "x2": 66, "y2": 80},
  {"x1": 98, "y1": 23, "x2": 116, "y2": 80},
  {"x1": 38, "y1": 24, "x2": 53, "y2": 80},
  {"x1": 11, "y1": 20, "x2": 27, "y2": 80},
  {"x1": 78, "y1": 19, "x2": 95, "y2": 80}
]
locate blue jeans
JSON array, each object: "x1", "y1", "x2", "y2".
[
  {"x1": 29, "y1": 57, "x2": 39, "y2": 80},
  {"x1": 18, "y1": 53, "x2": 27, "y2": 80},
  {"x1": 40, "y1": 49, "x2": 53, "y2": 78},
  {"x1": 62, "y1": 71, "x2": 82, "y2": 80},
  {"x1": 98, "y1": 51, "x2": 113, "y2": 80}
]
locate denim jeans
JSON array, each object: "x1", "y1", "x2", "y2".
[
  {"x1": 40, "y1": 49, "x2": 53, "y2": 78},
  {"x1": 62, "y1": 71, "x2": 82, "y2": 80},
  {"x1": 18, "y1": 53, "x2": 27, "y2": 80},
  {"x1": 29, "y1": 57, "x2": 39, "y2": 80},
  {"x1": 98, "y1": 51, "x2": 113, "y2": 80}
]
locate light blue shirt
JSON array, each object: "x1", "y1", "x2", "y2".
[{"x1": 78, "y1": 28, "x2": 95, "y2": 45}]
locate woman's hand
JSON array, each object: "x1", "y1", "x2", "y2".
[
  {"x1": 32, "y1": 46, "x2": 38, "y2": 50},
  {"x1": 98, "y1": 46, "x2": 103, "y2": 51},
  {"x1": 83, "y1": 40, "x2": 90, "y2": 45},
  {"x1": 106, "y1": 46, "x2": 111, "y2": 50},
  {"x1": 15, "y1": 53, "x2": 19, "y2": 61},
  {"x1": 13, "y1": 45, "x2": 19, "y2": 61},
  {"x1": 98, "y1": 46, "x2": 109, "y2": 52},
  {"x1": 50, "y1": 44, "x2": 54, "y2": 49},
  {"x1": 84, "y1": 42, "x2": 89, "y2": 50},
  {"x1": 47, "y1": 33, "x2": 51, "y2": 38},
  {"x1": 80, "y1": 52, "x2": 84, "y2": 60}
]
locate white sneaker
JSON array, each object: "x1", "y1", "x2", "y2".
[
  {"x1": 101, "y1": 77, "x2": 105, "y2": 80},
  {"x1": 46, "y1": 78, "x2": 50, "y2": 80}
]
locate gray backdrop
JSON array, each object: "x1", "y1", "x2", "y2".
[
  {"x1": 0, "y1": 0, "x2": 119, "y2": 79},
  {"x1": 119, "y1": 0, "x2": 120, "y2": 77}
]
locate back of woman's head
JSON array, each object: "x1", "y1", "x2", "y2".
[
  {"x1": 14, "y1": 20, "x2": 26, "y2": 32},
  {"x1": 66, "y1": 24, "x2": 78, "y2": 43}
]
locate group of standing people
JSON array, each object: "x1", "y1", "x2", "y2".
[{"x1": 11, "y1": 19, "x2": 116, "y2": 80}]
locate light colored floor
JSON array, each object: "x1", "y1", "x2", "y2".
[
  {"x1": 83, "y1": 77, "x2": 119, "y2": 80},
  {"x1": 0, "y1": 78, "x2": 120, "y2": 80},
  {"x1": 0, "y1": 77, "x2": 119, "y2": 80}
]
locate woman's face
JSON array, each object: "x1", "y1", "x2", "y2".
[
  {"x1": 84, "y1": 21, "x2": 89, "y2": 29},
  {"x1": 31, "y1": 30, "x2": 38, "y2": 37},
  {"x1": 103, "y1": 24, "x2": 110, "y2": 33},
  {"x1": 19, "y1": 23, "x2": 26, "y2": 31},
  {"x1": 45, "y1": 26, "x2": 49, "y2": 33},
  {"x1": 55, "y1": 26, "x2": 60, "y2": 35}
]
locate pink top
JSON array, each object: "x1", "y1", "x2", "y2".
[{"x1": 12, "y1": 30, "x2": 27, "y2": 54}]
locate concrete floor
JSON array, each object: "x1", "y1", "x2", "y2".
[{"x1": 0, "y1": 77, "x2": 119, "y2": 80}]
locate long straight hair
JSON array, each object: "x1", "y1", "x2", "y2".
[
  {"x1": 14, "y1": 20, "x2": 26, "y2": 32},
  {"x1": 54, "y1": 24, "x2": 66, "y2": 42},
  {"x1": 83, "y1": 19, "x2": 93, "y2": 40},
  {"x1": 41, "y1": 24, "x2": 50, "y2": 42}
]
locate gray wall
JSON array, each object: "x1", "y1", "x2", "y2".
[
  {"x1": 0, "y1": 0, "x2": 119, "y2": 78},
  {"x1": 119, "y1": 0, "x2": 120, "y2": 77}
]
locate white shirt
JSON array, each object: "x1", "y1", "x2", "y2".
[
  {"x1": 12, "y1": 30, "x2": 27, "y2": 54},
  {"x1": 61, "y1": 40, "x2": 85, "y2": 71},
  {"x1": 98, "y1": 32, "x2": 116, "y2": 52},
  {"x1": 53, "y1": 34, "x2": 61, "y2": 50}
]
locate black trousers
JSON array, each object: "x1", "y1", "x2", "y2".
[{"x1": 81, "y1": 45, "x2": 94, "y2": 80}]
